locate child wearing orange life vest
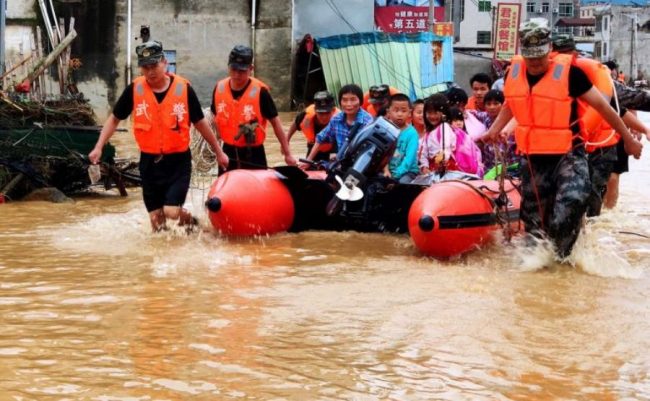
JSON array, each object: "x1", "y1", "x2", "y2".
[{"x1": 418, "y1": 94, "x2": 482, "y2": 176}]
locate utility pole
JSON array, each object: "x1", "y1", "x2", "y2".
[{"x1": 428, "y1": 0, "x2": 436, "y2": 32}]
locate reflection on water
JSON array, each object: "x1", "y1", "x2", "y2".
[{"x1": 0, "y1": 113, "x2": 649, "y2": 399}]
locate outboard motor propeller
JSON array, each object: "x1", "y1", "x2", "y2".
[{"x1": 332, "y1": 117, "x2": 400, "y2": 200}]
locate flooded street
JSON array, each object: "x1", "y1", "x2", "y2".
[{"x1": 1, "y1": 113, "x2": 649, "y2": 400}]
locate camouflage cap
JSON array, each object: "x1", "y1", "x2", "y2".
[
  {"x1": 136, "y1": 40, "x2": 164, "y2": 66},
  {"x1": 313, "y1": 90, "x2": 335, "y2": 112},
  {"x1": 369, "y1": 84, "x2": 390, "y2": 104},
  {"x1": 519, "y1": 18, "x2": 551, "y2": 58},
  {"x1": 551, "y1": 33, "x2": 576, "y2": 52}
]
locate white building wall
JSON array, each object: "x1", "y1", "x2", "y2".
[
  {"x1": 457, "y1": 0, "x2": 494, "y2": 48},
  {"x1": 7, "y1": 0, "x2": 36, "y2": 19}
]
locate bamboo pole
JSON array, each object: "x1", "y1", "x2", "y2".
[
  {"x1": 0, "y1": 55, "x2": 32, "y2": 81},
  {"x1": 19, "y1": 29, "x2": 77, "y2": 85}
]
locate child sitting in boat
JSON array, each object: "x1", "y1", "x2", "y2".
[
  {"x1": 418, "y1": 93, "x2": 482, "y2": 176},
  {"x1": 445, "y1": 87, "x2": 488, "y2": 141},
  {"x1": 477, "y1": 89, "x2": 519, "y2": 179},
  {"x1": 411, "y1": 99, "x2": 426, "y2": 138},
  {"x1": 299, "y1": 84, "x2": 374, "y2": 169},
  {"x1": 385, "y1": 94, "x2": 420, "y2": 183},
  {"x1": 449, "y1": 107, "x2": 466, "y2": 131}
]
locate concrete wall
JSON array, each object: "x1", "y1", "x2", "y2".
[
  {"x1": 7, "y1": 1, "x2": 36, "y2": 19},
  {"x1": 605, "y1": 7, "x2": 650, "y2": 82},
  {"x1": 5, "y1": 0, "x2": 37, "y2": 62},
  {"x1": 255, "y1": 0, "x2": 293, "y2": 109},
  {"x1": 115, "y1": 0, "x2": 252, "y2": 110},
  {"x1": 453, "y1": 51, "x2": 494, "y2": 93}
]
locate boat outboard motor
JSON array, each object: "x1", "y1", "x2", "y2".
[{"x1": 333, "y1": 116, "x2": 399, "y2": 201}]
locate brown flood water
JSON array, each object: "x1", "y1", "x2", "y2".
[{"x1": 1, "y1": 112, "x2": 649, "y2": 400}]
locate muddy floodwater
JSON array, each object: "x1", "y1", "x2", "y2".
[{"x1": 1, "y1": 113, "x2": 649, "y2": 400}]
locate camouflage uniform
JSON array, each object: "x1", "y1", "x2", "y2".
[
  {"x1": 614, "y1": 80, "x2": 650, "y2": 111},
  {"x1": 519, "y1": 149, "x2": 591, "y2": 258},
  {"x1": 586, "y1": 144, "x2": 617, "y2": 217},
  {"x1": 515, "y1": 20, "x2": 592, "y2": 259}
]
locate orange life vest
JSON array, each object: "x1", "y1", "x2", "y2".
[
  {"x1": 300, "y1": 104, "x2": 338, "y2": 152},
  {"x1": 466, "y1": 96, "x2": 480, "y2": 111},
  {"x1": 573, "y1": 57, "x2": 619, "y2": 152},
  {"x1": 362, "y1": 86, "x2": 400, "y2": 117},
  {"x1": 132, "y1": 74, "x2": 191, "y2": 154},
  {"x1": 213, "y1": 77, "x2": 269, "y2": 147},
  {"x1": 504, "y1": 54, "x2": 576, "y2": 155}
]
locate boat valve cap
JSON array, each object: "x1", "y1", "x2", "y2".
[
  {"x1": 418, "y1": 215, "x2": 435, "y2": 232},
  {"x1": 205, "y1": 197, "x2": 222, "y2": 212}
]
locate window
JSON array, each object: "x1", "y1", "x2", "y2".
[
  {"x1": 477, "y1": 30, "x2": 491, "y2": 44},
  {"x1": 478, "y1": 0, "x2": 491, "y2": 12},
  {"x1": 603, "y1": 42, "x2": 608, "y2": 58},
  {"x1": 526, "y1": 1, "x2": 536, "y2": 12},
  {"x1": 460, "y1": 0, "x2": 465, "y2": 20},
  {"x1": 164, "y1": 50, "x2": 177, "y2": 73},
  {"x1": 595, "y1": 16, "x2": 602, "y2": 32},
  {"x1": 542, "y1": 2, "x2": 550, "y2": 12},
  {"x1": 594, "y1": 41, "x2": 602, "y2": 58},
  {"x1": 603, "y1": 16, "x2": 608, "y2": 31},
  {"x1": 558, "y1": 2, "x2": 573, "y2": 16}
]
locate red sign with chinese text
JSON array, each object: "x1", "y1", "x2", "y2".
[
  {"x1": 494, "y1": 3, "x2": 521, "y2": 61},
  {"x1": 375, "y1": 6, "x2": 445, "y2": 33}
]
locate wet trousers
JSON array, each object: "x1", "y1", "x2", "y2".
[
  {"x1": 519, "y1": 148, "x2": 591, "y2": 259},
  {"x1": 586, "y1": 144, "x2": 617, "y2": 217}
]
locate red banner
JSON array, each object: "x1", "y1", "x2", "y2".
[
  {"x1": 375, "y1": 5, "x2": 445, "y2": 33},
  {"x1": 494, "y1": 3, "x2": 521, "y2": 61}
]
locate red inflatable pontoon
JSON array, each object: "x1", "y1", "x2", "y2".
[{"x1": 408, "y1": 179, "x2": 521, "y2": 259}]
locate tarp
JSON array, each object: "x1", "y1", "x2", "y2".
[{"x1": 316, "y1": 32, "x2": 453, "y2": 102}]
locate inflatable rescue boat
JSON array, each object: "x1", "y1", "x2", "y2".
[{"x1": 206, "y1": 118, "x2": 521, "y2": 259}]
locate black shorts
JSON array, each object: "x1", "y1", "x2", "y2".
[
  {"x1": 611, "y1": 138, "x2": 629, "y2": 175},
  {"x1": 221, "y1": 143, "x2": 268, "y2": 172},
  {"x1": 139, "y1": 150, "x2": 192, "y2": 212}
]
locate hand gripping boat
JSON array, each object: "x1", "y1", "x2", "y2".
[{"x1": 205, "y1": 118, "x2": 521, "y2": 259}]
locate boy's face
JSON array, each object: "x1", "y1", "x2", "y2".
[
  {"x1": 340, "y1": 93, "x2": 361, "y2": 116},
  {"x1": 471, "y1": 81, "x2": 490, "y2": 106},
  {"x1": 387, "y1": 100, "x2": 411, "y2": 128},
  {"x1": 484, "y1": 99, "x2": 502, "y2": 119}
]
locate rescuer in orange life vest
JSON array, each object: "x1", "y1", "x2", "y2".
[
  {"x1": 286, "y1": 91, "x2": 339, "y2": 161},
  {"x1": 484, "y1": 19, "x2": 642, "y2": 261},
  {"x1": 362, "y1": 84, "x2": 398, "y2": 117},
  {"x1": 211, "y1": 45, "x2": 297, "y2": 171},
  {"x1": 551, "y1": 33, "x2": 650, "y2": 217},
  {"x1": 89, "y1": 40, "x2": 229, "y2": 232}
]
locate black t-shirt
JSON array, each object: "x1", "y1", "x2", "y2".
[
  {"x1": 209, "y1": 79, "x2": 278, "y2": 120},
  {"x1": 294, "y1": 111, "x2": 327, "y2": 133},
  {"x1": 112, "y1": 76, "x2": 204, "y2": 123}
]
